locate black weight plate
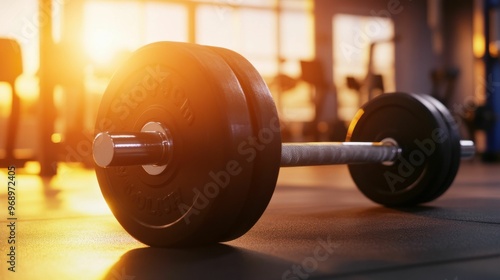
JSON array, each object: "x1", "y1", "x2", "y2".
[
  {"x1": 378, "y1": 93, "x2": 454, "y2": 205},
  {"x1": 347, "y1": 93, "x2": 453, "y2": 206},
  {"x1": 206, "y1": 46, "x2": 282, "y2": 241},
  {"x1": 396, "y1": 93, "x2": 453, "y2": 204},
  {"x1": 416, "y1": 94, "x2": 461, "y2": 203},
  {"x1": 95, "y1": 42, "x2": 254, "y2": 247}
]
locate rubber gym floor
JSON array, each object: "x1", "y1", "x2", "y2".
[{"x1": 0, "y1": 160, "x2": 499, "y2": 279}]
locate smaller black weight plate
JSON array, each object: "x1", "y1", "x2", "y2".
[
  {"x1": 416, "y1": 94, "x2": 461, "y2": 203},
  {"x1": 379, "y1": 93, "x2": 454, "y2": 205},
  {"x1": 95, "y1": 42, "x2": 254, "y2": 247},
  {"x1": 206, "y1": 46, "x2": 282, "y2": 241},
  {"x1": 347, "y1": 93, "x2": 453, "y2": 206}
]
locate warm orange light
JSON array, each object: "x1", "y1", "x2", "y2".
[
  {"x1": 16, "y1": 75, "x2": 39, "y2": 101},
  {"x1": 0, "y1": 76, "x2": 39, "y2": 116},
  {"x1": 83, "y1": 2, "x2": 142, "y2": 67},
  {"x1": 0, "y1": 83, "x2": 12, "y2": 117},
  {"x1": 51, "y1": 133, "x2": 63, "y2": 144},
  {"x1": 489, "y1": 40, "x2": 500, "y2": 58},
  {"x1": 84, "y1": 28, "x2": 116, "y2": 65},
  {"x1": 346, "y1": 109, "x2": 365, "y2": 140},
  {"x1": 473, "y1": 0, "x2": 485, "y2": 58},
  {"x1": 473, "y1": 33, "x2": 486, "y2": 58}
]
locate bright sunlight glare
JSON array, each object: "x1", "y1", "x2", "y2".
[
  {"x1": 84, "y1": 28, "x2": 116, "y2": 65},
  {"x1": 83, "y1": 2, "x2": 142, "y2": 66}
]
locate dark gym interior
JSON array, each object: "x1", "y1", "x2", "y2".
[{"x1": 1, "y1": 0, "x2": 500, "y2": 279}]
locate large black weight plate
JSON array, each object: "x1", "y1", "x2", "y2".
[
  {"x1": 206, "y1": 46, "x2": 282, "y2": 241},
  {"x1": 95, "y1": 42, "x2": 254, "y2": 247},
  {"x1": 347, "y1": 93, "x2": 456, "y2": 206},
  {"x1": 416, "y1": 94, "x2": 461, "y2": 203}
]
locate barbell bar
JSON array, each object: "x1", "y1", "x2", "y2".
[
  {"x1": 93, "y1": 127, "x2": 474, "y2": 169},
  {"x1": 93, "y1": 41, "x2": 476, "y2": 247}
]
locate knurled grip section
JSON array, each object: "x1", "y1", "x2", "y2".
[{"x1": 280, "y1": 143, "x2": 401, "y2": 167}]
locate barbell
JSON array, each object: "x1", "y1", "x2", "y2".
[{"x1": 92, "y1": 42, "x2": 474, "y2": 247}]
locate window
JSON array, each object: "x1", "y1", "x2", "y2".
[
  {"x1": 333, "y1": 14, "x2": 395, "y2": 121},
  {"x1": 83, "y1": 2, "x2": 187, "y2": 66}
]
